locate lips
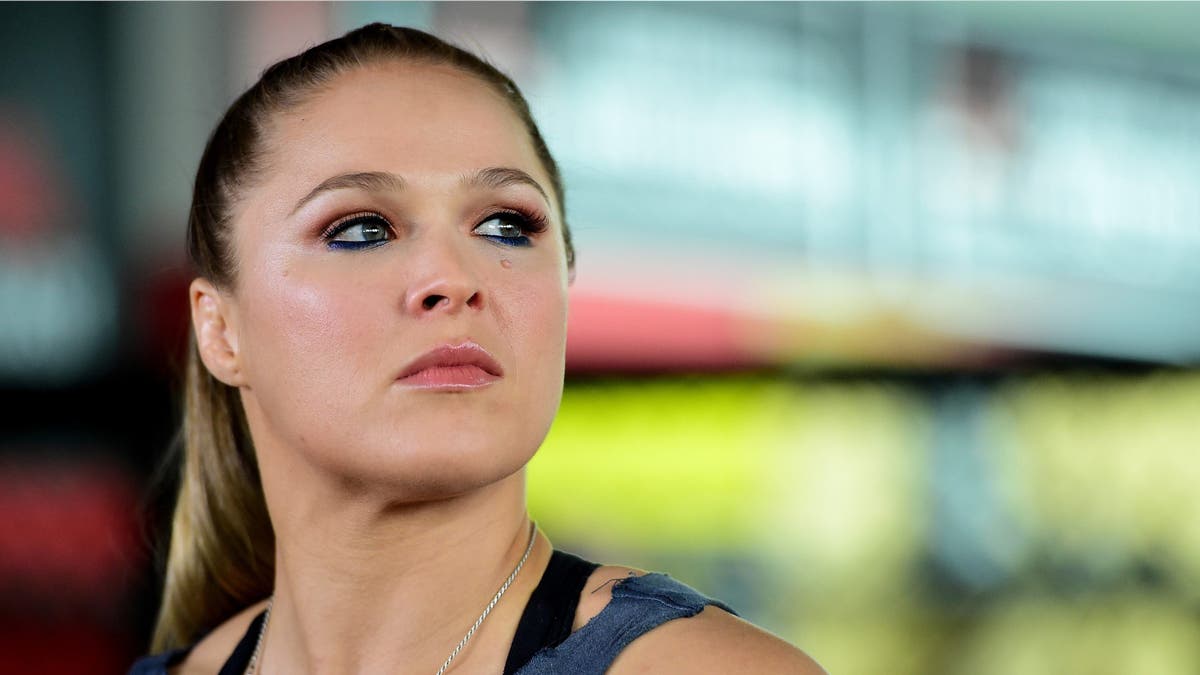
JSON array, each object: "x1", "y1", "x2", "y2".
[{"x1": 397, "y1": 341, "x2": 503, "y2": 388}]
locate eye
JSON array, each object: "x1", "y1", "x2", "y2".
[
  {"x1": 473, "y1": 210, "x2": 545, "y2": 248},
  {"x1": 324, "y1": 213, "x2": 394, "y2": 250}
]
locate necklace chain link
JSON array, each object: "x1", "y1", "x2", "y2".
[{"x1": 244, "y1": 521, "x2": 538, "y2": 675}]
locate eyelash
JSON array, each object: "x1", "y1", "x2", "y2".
[{"x1": 320, "y1": 207, "x2": 549, "y2": 251}]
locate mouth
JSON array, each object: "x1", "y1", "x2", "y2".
[{"x1": 396, "y1": 341, "x2": 503, "y2": 390}]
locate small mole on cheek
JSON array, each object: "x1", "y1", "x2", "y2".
[{"x1": 500, "y1": 258, "x2": 512, "y2": 269}]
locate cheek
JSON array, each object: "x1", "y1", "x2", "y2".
[
  {"x1": 239, "y1": 266, "x2": 385, "y2": 396},
  {"x1": 494, "y1": 265, "x2": 569, "y2": 370},
  {"x1": 498, "y1": 267, "x2": 569, "y2": 444}
]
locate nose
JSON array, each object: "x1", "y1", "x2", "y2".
[{"x1": 403, "y1": 234, "x2": 485, "y2": 316}]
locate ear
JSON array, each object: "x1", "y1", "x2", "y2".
[
  {"x1": 190, "y1": 277, "x2": 246, "y2": 387},
  {"x1": 567, "y1": 265, "x2": 576, "y2": 287}
]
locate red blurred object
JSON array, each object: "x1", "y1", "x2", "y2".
[
  {"x1": 0, "y1": 618, "x2": 130, "y2": 675},
  {"x1": 0, "y1": 459, "x2": 142, "y2": 609},
  {"x1": 566, "y1": 292, "x2": 765, "y2": 372},
  {"x1": 136, "y1": 259, "x2": 193, "y2": 375},
  {"x1": 0, "y1": 114, "x2": 64, "y2": 243}
]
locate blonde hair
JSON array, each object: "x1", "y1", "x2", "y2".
[{"x1": 151, "y1": 23, "x2": 573, "y2": 651}]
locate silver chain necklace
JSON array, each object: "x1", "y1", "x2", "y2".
[{"x1": 245, "y1": 521, "x2": 538, "y2": 675}]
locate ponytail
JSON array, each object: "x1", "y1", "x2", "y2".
[{"x1": 150, "y1": 337, "x2": 273, "y2": 650}]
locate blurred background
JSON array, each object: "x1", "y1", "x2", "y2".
[{"x1": 1, "y1": 2, "x2": 1198, "y2": 673}]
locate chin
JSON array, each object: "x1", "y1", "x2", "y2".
[{"x1": 326, "y1": 425, "x2": 539, "y2": 501}]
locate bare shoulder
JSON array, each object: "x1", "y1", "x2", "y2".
[
  {"x1": 167, "y1": 599, "x2": 269, "y2": 675},
  {"x1": 577, "y1": 566, "x2": 826, "y2": 675},
  {"x1": 611, "y1": 604, "x2": 827, "y2": 674},
  {"x1": 573, "y1": 564, "x2": 648, "y2": 630}
]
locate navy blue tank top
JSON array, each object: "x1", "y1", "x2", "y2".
[{"x1": 128, "y1": 550, "x2": 736, "y2": 674}]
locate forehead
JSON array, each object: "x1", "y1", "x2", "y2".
[{"x1": 254, "y1": 62, "x2": 549, "y2": 211}]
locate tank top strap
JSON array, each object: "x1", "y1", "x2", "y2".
[
  {"x1": 514, "y1": 572, "x2": 738, "y2": 675},
  {"x1": 504, "y1": 549, "x2": 600, "y2": 673}
]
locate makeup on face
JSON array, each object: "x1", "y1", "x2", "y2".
[
  {"x1": 284, "y1": 169, "x2": 554, "y2": 257},
  {"x1": 228, "y1": 63, "x2": 569, "y2": 495},
  {"x1": 395, "y1": 341, "x2": 503, "y2": 391}
]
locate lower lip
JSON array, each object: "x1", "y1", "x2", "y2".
[{"x1": 397, "y1": 365, "x2": 500, "y2": 390}]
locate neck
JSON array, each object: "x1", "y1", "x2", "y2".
[{"x1": 258, "y1": 465, "x2": 549, "y2": 674}]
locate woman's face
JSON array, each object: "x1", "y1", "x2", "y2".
[{"x1": 212, "y1": 63, "x2": 570, "y2": 497}]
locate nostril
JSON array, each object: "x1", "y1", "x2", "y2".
[{"x1": 422, "y1": 294, "x2": 447, "y2": 310}]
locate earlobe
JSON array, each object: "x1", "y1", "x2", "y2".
[{"x1": 190, "y1": 278, "x2": 246, "y2": 387}]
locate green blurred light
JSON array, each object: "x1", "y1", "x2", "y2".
[{"x1": 528, "y1": 375, "x2": 927, "y2": 603}]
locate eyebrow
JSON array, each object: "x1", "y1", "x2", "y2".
[
  {"x1": 465, "y1": 167, "x2": 550, "y2": 205},
  {"x1": 289, "y1": 166, "x2": 550, "y2": 215}
]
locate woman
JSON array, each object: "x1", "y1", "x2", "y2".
[{"x1": 130, "y1": 23, "x2": 824, "y2": 675}]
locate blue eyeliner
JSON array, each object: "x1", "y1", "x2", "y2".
[
  {"x1": 481, "y1": 234, "x2": 532, "y2": 247},
  {"x1": 327, "y1": 239, "x2": 390, "y2": 251}
]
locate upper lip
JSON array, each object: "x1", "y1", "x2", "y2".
[{"x1": 398, "y1": 341, "x2": 504, "y2": 379}]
